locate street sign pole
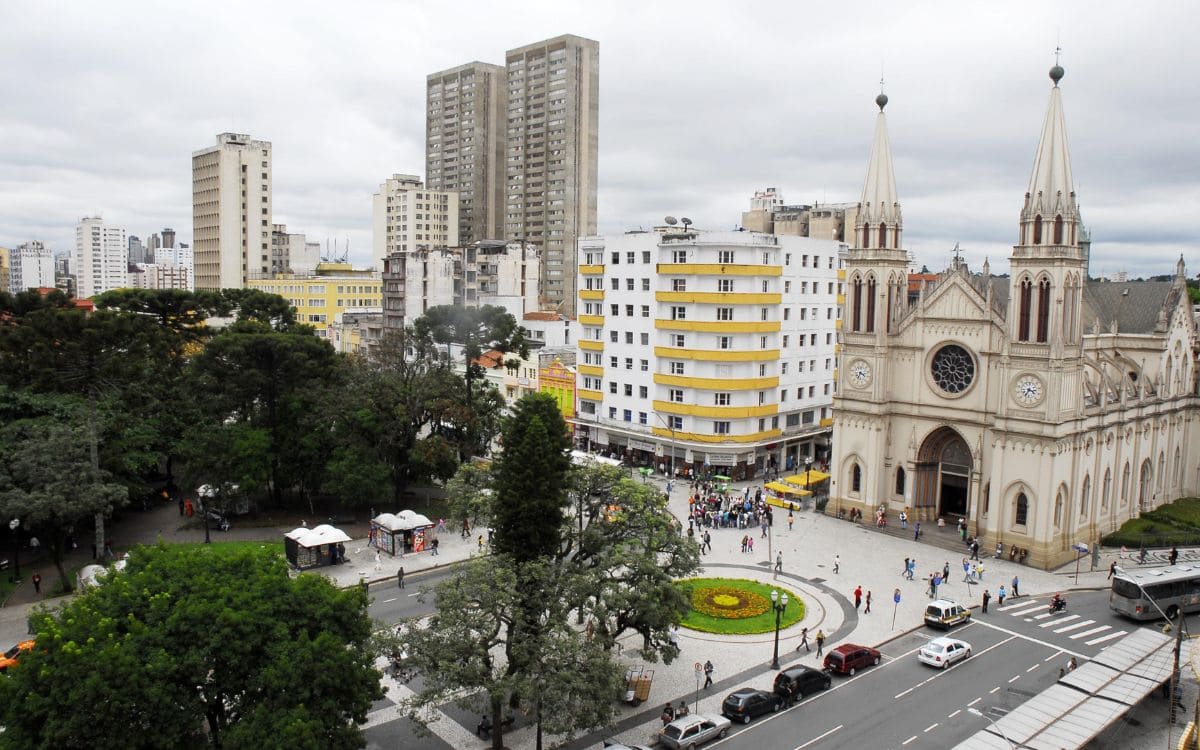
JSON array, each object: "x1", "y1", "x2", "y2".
[
  {"x1": 693, "y1": 662, "x2": 702, "y2": 714},
  {"x1": 891, "y1": 588, "x2": 901, "y2": 629}
]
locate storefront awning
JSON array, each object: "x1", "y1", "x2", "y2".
[
  {"x1": 782, "y1": 470, "x2": 831, "y2": 487},
  {"x1": 766, "y1": 482, "x2": 811, "y2": 496}
]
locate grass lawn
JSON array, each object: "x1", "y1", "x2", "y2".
[
  {"x1": 677, "y1": 577, "x2": 805, "y2": 635},
  {"x1": 1102, "y1": 497, "x2": 1200, "y2": 548},
  {"x1": 168, "y1": 540, "x2": 287, "y2": 559}
]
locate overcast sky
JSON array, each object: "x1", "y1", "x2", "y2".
[{"x1": 2, "y1": 1, "x2": 1196, "y2": 279}]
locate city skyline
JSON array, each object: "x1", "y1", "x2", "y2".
[{"x1": 1, "y1": 1, "x2": 1197, "y2": 280}]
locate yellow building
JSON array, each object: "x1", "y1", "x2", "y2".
[
  {"x1": 246, "y1": 262, "x2": 381, "y2": 339},
  {"x1": 539, "y1": 357, "x2": 577, "y2": 429}
]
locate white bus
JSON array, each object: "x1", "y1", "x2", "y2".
[{"x1": 1110, "y1": 564, "x2": 1200, "y2": 621}]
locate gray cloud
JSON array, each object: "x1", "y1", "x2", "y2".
[{"x1": 1, "y1": 0, "x2": 1196, "y2": 280}]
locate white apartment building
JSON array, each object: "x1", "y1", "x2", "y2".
[
  {"x1": 130, "y1": 263, "x2": 191, "y2": 290},
  {"x1": 73, "y1": 217, "x2": 128, "y2": 298},
  {"x1": 10, "y1": 240, "x2": 56, "y2": 294},
  {"x1": 573, "y1": 229, "x2": 841, "y2": 480},
  {"x1": 192, "y1": 133, "x2": 272, "y2": 290},
  {"x1": 371, "y1": 174, "x2": 459, "y2": 269}
]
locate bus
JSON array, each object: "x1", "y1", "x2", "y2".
[{"x1": 1110, "y1": 564, "x2": 1200, "y2": 621}]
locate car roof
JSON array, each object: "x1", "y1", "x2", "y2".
[
  {"x1": 928, "y1": 599, "x2": 960, "y2": 607},
  {"x1": 927, "y1": 636, "x2": 965, "y2": 647},
  {"x1": 728, "y1": 687, "x2": 765, "y2": 697},
  {"x1": 781, "y1": 664, "x2": 821, "y2": 675},
  {"x1": 831, "y1": 643, "x2": 871, "y2": 653}
]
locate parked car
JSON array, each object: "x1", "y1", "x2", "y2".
[
  {"x1": 918, "y1": 636, "x2": 972, "y2": 669},
  {"x1": 601, "y1": 741, "x2": 653, "y2": 750},
  {"x1": 0, "y1": 640, "x2": 34, "y2": 672},
  {"x1": 721, "y1": 688, "x2": 781, "y2": 724},
  {"x1": 924, "y1": 599, "x2": 972, "y2": 629},
  {"x1": 772, "y1": 665, "x2": 832, "y2": 705},
  {"x1": 823, "y1": 643, "x2": 881, "y2": 676},
  {"x1": 658, "y1": 714, "x2": 731, "y2": 750}
]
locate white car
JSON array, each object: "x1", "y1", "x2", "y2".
[
  {"x1": 658, "y1": 714, "x2": 731, "y2": 750},
  {"x1": 918, "y1": 636, "x2": 972, "y2": 669}
]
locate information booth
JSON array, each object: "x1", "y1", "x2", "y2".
[
  {"x1": 284, "y1": 524, "x2": 352, "y2": 570},
  {"x1": 370, "y1": 511, "x2": 436, "y2": 555}
]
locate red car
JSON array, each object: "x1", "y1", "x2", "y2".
[{"x1": 823, "y1": 643, "x2": 881, "y2": 676}]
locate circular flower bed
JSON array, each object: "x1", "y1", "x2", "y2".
[{"x1": 677, "y1": 577, "x2": 805, "y2": 635}]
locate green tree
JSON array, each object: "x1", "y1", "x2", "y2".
[
  {"x1": 490, "y1": 393, "x2": 571, "y2": 562},
  {"x1": 0, "y1": 545, "x2": 382, "y2": 750}
]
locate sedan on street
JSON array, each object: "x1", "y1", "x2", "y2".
[
  {"x1": 658, "y1": 714, "x2": 731, "y2": 750},
  {"x1": 721, "y1": 688, "x2": 782, "y2": 724},
  {"x1": 917, "y1": 636, "x2": 973, "y2": 669}
]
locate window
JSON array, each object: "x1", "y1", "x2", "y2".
[
  {"x1": 673, "y1": 334, "x2": 686, "y2": 347},
  {"x1": 717, "y1": 307, "x2": 733, "y2": 321},
  {"x1": 672, "y1": 250, "x2": 687, "y2": 263},
  {"x1": 611, "y1": 278, "x2": 619, "y2": 290},
  {"x1": 640, "y1": 332, "x2": 649, "y2": 345},
  {"x1": 626, "y1": 252, "x2": 635, "y2": 264},
  {"x1": 642, "y1": 278, "x2": 650, "y2": 291},
  {"x1": 639, "y1": 385, "x2": 648, "y2": 398},
  {"x1": 610, "y1": 330, "x2": 619, "y2": 342},
  {"x1": 671, "y1": 306, "x2": 687, "y2": 320},
  {"x1": 896, "y1": 467, "x2": 906, "y2": 495},
  {"x1": 639, "y1": 412, "x2": 648, "y2": 424},
  {"x1": 609, "y1": 407, "x2": 617, "y2": 419},
  {"x1": 669, "y1": 388, "x2": 684, "y2": 403},
  {"x1": 851, "y1": 463, "x2": 862, "y2": 492},
  {"x1": 761, "y1": 307, "x2": 769, "y2": 321},
  {"x1": 641, "y1": 305, "x2": 650, "y2": 317},
  {"x1": 624, "y1": 384, "x2": 633, "y2": 396},
  {"x1": 759, "y1": 391, "x2": 766, "y2": 404},
  {"x1": 670, "y1": 361, "x2": 685, "y2": 374},
  {"x1": 626, "y1": 278, "x2": 635, "y2": 290},
  {"x1": 718, "y1": 250, "x2": 734, "y2": 263},
  {"x1": 780, "y1": 389, "x2": 788, "y2": 402},
  {"x1": 783, "y1": 335, "x2": 789, "y2": 347},
  {"x1": 669, "y1": 416, "x2": 683, "y2": 430},
  {"x1": 714, "y1": 421, "x2": 731, "y2": 434},
  {"x1": 760, "y1": 336, "x2": 768, "y2": 348},
  {"x1": 642, "y1": 251, "x2": 651, "y2": 263},
  {"x1": 718, "y1": 279, "x2": 734, "y2": 292},
  {"x1": 784, "y1": 281, "x2": 791, "y2": 293},
  {"x1": 1015, "y1": 492, "x2": 1029, "y2": 526},
  {"x1": 714, "y1": 392, "x2": 731, "y2": 405},
  {"x1": 640, "y1": 359, "x2": 648, "y2": 371},
  {"x1": 1054, "y1": 491, "x2": 1063, "y2": 528},
  {"x1": 625, "y1": 357, "x2": 633, "y2": 370},
  {"x1": 610, "y1": 356, "x2": 618, "y2": 368},
  {"x1": 718, "y1": 336, "x2": 732, "y2": 349},
  {"x1": 611, "y1": 251, "x2": 620, "y2": 264},
  {"x1": 611, "y1": 304, "x2": 619, "y2": 316},
  {"x1": 625, "y1": 332, "x2": 634, "y2": 344},
  {"x1": 762, "y1": 280, "x2": 769, "y2": 293},
  {"x1": 608, "y1": 381, "x2": 617, "y2": 394},
  {"x1": 623, "y1": 409, "x2": 632, "y2": 422},
  {"x1": 1080, "y1": 476, "x2": 1091, "y2": 517},
  {"x1": 781, "y1": 362, "x2": 789, "y2": 374},
  {"x1": 672, "y1": 278, "x2": 687, "y2": 292},
  {"x1": 625, "y1": 304, "x2": 634, "y2": 316}
]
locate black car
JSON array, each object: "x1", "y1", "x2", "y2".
[
  {"x1": 772, "y1": 665, "x2": 832, "y2": 705},
  {"x1": 721, "y1": 688, "x2": 781, "y2": 724}
]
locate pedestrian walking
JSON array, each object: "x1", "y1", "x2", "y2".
[
  {"x1": 397, "y1": 567, "x2": 405, "y2": 589},
  {"x1": 913, "y1": 522, "x2": 921, "y2": 541},
  {"x1": 971, "y1": 539, "x2": 980, "y2": 560},
  {"x1": 477, "y1": 534, "x2": 485, "y2": 552},
  {"x1": 740, "y1": 535, "x2": 748, "y2": 553},
  {"x1": 854, "y1": 585, "x2": 863, "y2": 611},
  {"x1": 669, "y1": 624, "x2": 681, "y2": 652},
  {"x1": 997, "y1": 584, "x2": 1006, "y2": 607},
  {"x1": 833, "y1": 554, "x2": 840, "y2": 574},
  {"x1": 775, "y1": 552, "x2": 783, "y2": 574},
  {"x1": 1011, "y1": 575, "x2": 1020, "y2": 598},
  {"x1": 31, "y1": 573, "x2": 41, "y2": 594},
  {"x1": 703, "y1": 530, "x2": 712, "y2": 553},
  {"x1": 761, "y1": 519, "x2": 769, "y2": 539},
  {"x1": 982, "y1": 589, "x2": 991, "y2": 613},
  {"x1": 906, "y1": 559, "x2": 916, "y2": 580},
  {"x1": 865, "y1": 590, "x2": 872, "y2": 613},
  {"x1": 788, "y1": 510, "x2": 794, "y2": 531},
  {"x1": 661, "y1": 704, "x2": 675, "y2": 726},
  {"x1": 431, "y1": 538, "x2": 440, "y2": 555},
  {"x1": 815, "y1": 629, "x2": 826, "y2": 657},
  {"x1": 943, "y1": 562, "x2": 951, "y2": 587},
  {"x1": 796, "y1": 627, "x2": 810, "y2": 652},
  {"x1": 748, "y1": 536, "x2": 754, "y2": 553},
  {"x1": 962, "y1": 558, "x2": 972, "y2": 582},
  {"x1": 1169, "y1": 546, "x2": 1179, "y2": 566},
  {"x1": 902, "y1": 557, "x2": 910, "y2": 576},
  {"x1": 1108, "y1": 560, "x2": 1117, "y2": 580},
  {"x1": 703, "y1": 659, "x2": 714, "y2": 689},
  {"x1": 899, "y1": 509, "x2": 908, "y2": 529}
]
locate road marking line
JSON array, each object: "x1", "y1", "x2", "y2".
[
  {"x1": 1044, "y1": 652, "x2": 1062, "y2": 663},
  {"x1": 407, "y1": 592, "x2": 420, "y2": 597},
  {"x1": 1070, "y1": 626, "x2": 1112, "y2": 640},
  {"x1": 902, "y1": 736, "x2": 918, "y2": 746},
  {"x1": 990, "y1": 687, "x2": 1001, "y2": 694},
  {"x1": 1032, "y1": 613, "x2": 1053, "y2": 620},
  {"x1": 1052, "y1": 620, "x2": 1096, "y2": 634},
  {"x1": 971, "y1": 617, "x2": 1086, "y2": 657},
  {"x1": 1026, "y1": 664, "x2": 1039, "y2": 673},
  {"x1": 896, "y1": 687, "x2": 914, "y2": 699},
  {"x1": 924, "y1": 723, "x2": 938, "y2": 732},
  {"x1": 1003, "y1": 602, "x2": 1046, "y2": 616},
  {"x1": 381, "y1": 597, "x2": 397, "y2": 603},
  {"x1": 1086, "y1": 630, "x2": 1128, "y2": 646},
  {"x1": 894, "y1": 636, "x2": 1015, "y2": 700},
  {"x1": 1039, "y1": 614, "x2": 1080, "y2": 628},
  {"x1": 968, "y1": 698, "x2": 982, "y2": 706},
  {"x1": 949, "y1": 710, "x2": 961, "y2": 718},
  {"x1": 1008, "y1": 675, "x2": 1020, "y2": 683},
  {"x1": 791, "y1": 724, "x2": 843, "y2": 750}
]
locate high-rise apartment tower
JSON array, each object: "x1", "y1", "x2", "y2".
[
  {"x1": 192, "y1": 133, "x2": 273, "y2": 290},
  {"x1": 73, "y1": 216, "x2": 128, "y2": 298}
]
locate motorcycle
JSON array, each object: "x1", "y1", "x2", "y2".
[
  {"x1": 1048, "y1": 597, "x2": 1068, "y2": 614},
  {"x1": 206, "y1": 510, "x2": 231, "y2": 532}
]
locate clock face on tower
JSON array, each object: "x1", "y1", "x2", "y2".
[
  {"x1": 1013, "y1": 373, "x2": 1045, "y2": 407},
  {"x1": 849, "y1": 359, "x2": 872, "y2": 388}
]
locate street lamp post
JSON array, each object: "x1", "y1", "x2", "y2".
[
  {"x1": 8, "y1": 518, "x2": 20, "y2": 583},
  {"x1": 655, "y1": 413, "x2": 678, "y2": 481},
  {"x1": 805, "y1": 456, "x2": 814, "y2": 510},
  {"x1": 966, "y1": 707, "x2": 1016, "y2": 749},
  {"x1": 769, "y1": 590, "x2": 789, "y2": 669}
]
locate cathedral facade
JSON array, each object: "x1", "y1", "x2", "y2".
[{"x1": 830, "y1": 67, "x2": 1199, "y2": 569}]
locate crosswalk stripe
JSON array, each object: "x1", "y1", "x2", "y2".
[
  {"x1": 1069, "y1": 626, "x2": 1112, "y2": 640},
  {"x1": 1040, "y1": 614, "x2": 1080, "y2": 628},
  {"x1": 1086, "y1": 630, "x2": 1128, "y2": 646},
  {"x1": 1003, "y1": 602, "x2": 1045, "y2": 616},
  {"x1": 1032, "y1": 613, "x2": 1054, "y2": 620},
  {"x1": 1052, "y1": 620, "x2": 1096, "y2": 634}
]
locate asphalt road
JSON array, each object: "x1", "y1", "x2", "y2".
[
  {"x1": 709, "y1": 589, "x2": 1175, "y2": 750},
  {"x1": 365, "y1": 566, "x2": 452, "y2": 624}
]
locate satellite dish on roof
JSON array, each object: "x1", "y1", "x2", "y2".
[
  {"x1": 681, "y1": 218, "x2": 693, "y2": 229},
  {"x1": 664, "y1": 216, "x2": 678, "y2": 226}
]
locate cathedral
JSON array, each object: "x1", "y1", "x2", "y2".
[{"x1": 830, "y1": 65, "x2": 1198, "y2": 569}]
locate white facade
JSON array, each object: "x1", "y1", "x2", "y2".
[
  {"x1": 192, "y1": 133, "x2": 272, "y2": 290},
  {"x1": 573, "y1": 229, "x2": 839, "y2": 478},
  {"x1": 371, "y1": 174, "x2": 459, "y2": 269},
  {"x1": 10, "y1": 240, "x2": 56, "y2": 294},
  {"x1": 130, "y1": 263, "x2": 191, "y2": 290},
  {"x1": 522, "y1": 312, "x2": 578, "y2": 348},
  {"x1": 73, "y1": 217, "x2": 128, "y2": 299}
]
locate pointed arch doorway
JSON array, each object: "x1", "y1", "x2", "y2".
[{"x1": 912, "y1": 427, "x2": 973, "y2": 518}]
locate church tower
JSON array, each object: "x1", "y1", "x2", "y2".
[{"x1": 1008, "y1": 64, "x2": 1087, "y2": 356}]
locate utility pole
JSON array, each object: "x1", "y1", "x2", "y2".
[{"x1": 1167, "y1": 608, "x2": 1184, "y2": 747}]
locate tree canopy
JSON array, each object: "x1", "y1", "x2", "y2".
[{"x1": 0, "y1": 544, "x2": 382, "y2": 749}]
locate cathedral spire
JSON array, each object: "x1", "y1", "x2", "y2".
[
  {"x1": 855, "y1": 91, "x2": 902, "y2": 250},
  {"x1": 1020, "y1": 64, "x2": 1079, "y2": 244}
]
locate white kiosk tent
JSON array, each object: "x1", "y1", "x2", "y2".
[
  {"x1": 284, "y1": 524, "x2": 352, "y2": 570},
  {"x1": 370, "y1": 511, "x2": 436, "y2": 555}
]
